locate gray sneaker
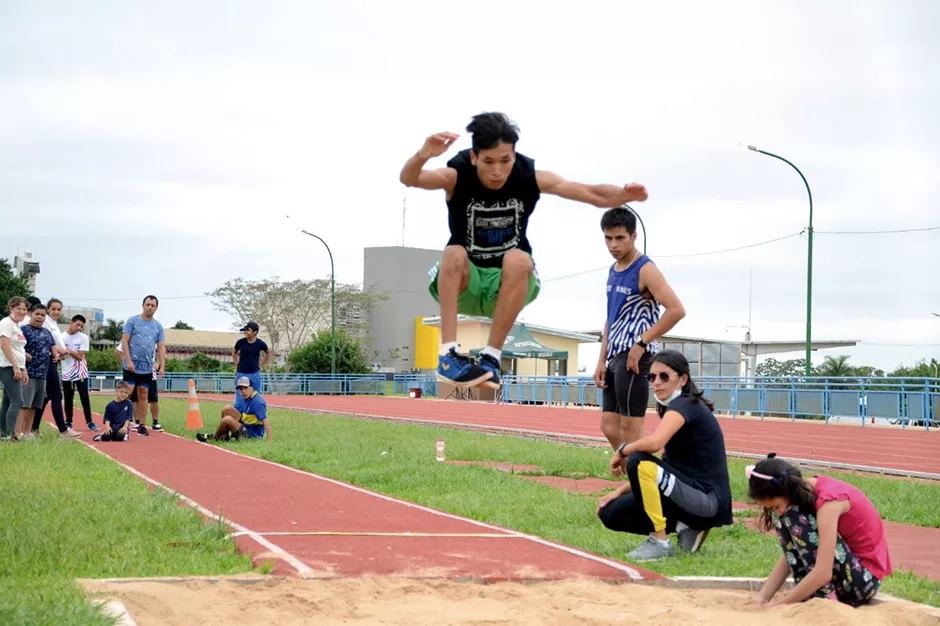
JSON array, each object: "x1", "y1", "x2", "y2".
[
  {"x1": 627, "y1": 536, "x2": 676, "y2": 561},
  {"x1": 677, "y1": 527, "x2": 710, "y2": 553}
]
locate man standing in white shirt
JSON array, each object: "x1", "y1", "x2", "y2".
[{"x1": 61, "y1": 314, "x2": 97, "y2": 431}]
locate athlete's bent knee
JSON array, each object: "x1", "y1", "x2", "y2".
[{"x1": 501, "y1": 249, "x2": 533, "y2": 279}]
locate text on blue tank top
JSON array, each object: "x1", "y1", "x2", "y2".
[{"x1": 606, "y1": 256, "x2": 661, "y2": 362}]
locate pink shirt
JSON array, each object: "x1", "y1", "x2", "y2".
[{"x1": 815, "y1": 475, "x2": 893, "y2": 580}]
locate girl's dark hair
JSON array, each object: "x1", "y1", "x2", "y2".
[
  {"x1": 747, "y1": 453, "x2": 817, "y2": 532},
  {"x1": 46, "y1": 297, "x2": 63, "y2": 308},
  {"x1": 651, "y1": 350, "x2": 715, "y2": 413},
  {"x1": 467, "y1": 112, "x2": 520, "y2": 152}
]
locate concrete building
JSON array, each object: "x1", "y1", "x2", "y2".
[
  {"x1": 364, "y1": 246, "x2": 442, "y2": 372},
  {"x1": 57, "y1": 306, "x2": 105, "y2": 336},
  {"x1": 13, "y1": 251, "x2": 40, "y2": 294}
]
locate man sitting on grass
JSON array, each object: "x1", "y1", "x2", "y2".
[{"x1": 196, "y1": 376, "x2": 272, "y2": 442}]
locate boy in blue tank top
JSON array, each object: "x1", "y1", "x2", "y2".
[
  {"x1": 595, "y1": 207, "x2": 685, "y2": 451},
  {"x1": 401, "y1": 112, "x2": 650, "y2": 390}
]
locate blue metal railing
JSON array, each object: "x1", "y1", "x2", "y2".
[
  {"x1": 87, "y1": 371, "x2": 387, "y2": 396},
  {"x1": 392, "y1": 374, "x2": 439, "y2": 396},
  {"x1": 495, "y1": 374, "x2": 939, "y2": 430},
  {"x1": 87, "y1": 370, "x2": 940, "y2": 430}
]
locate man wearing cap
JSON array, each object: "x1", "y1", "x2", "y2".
[
  {"x1": 232, "y1": 322, "x2": 269, "y2": 398},
  {"x1": 196, "y1": 376, "x2": 272, "y2": 442}
]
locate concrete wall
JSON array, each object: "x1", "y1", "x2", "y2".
[{"x1": 364, "y1": 246, "x2": 442, "y2": 372}]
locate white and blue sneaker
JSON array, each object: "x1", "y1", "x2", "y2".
[{"x1": 437, "y1": 348, "x2": 493, "y2": 388}]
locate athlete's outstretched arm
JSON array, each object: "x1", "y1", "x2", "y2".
[
  {"x1": 400, "y1": 132, "x2": 459, "y2": 192},
  {"x1": 536, "y1": 170, "x2": 647, "y2": 208}
]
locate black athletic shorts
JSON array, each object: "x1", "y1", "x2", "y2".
[
  {"x1": 129, "y1": 375, "x2": 158, "y2": 403},
  {"x1": 601, "y1": 351, "x2": 653, "y2": 417}
]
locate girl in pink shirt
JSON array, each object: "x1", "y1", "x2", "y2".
[{"x1": 746, "y1": 453, "x2": 892, "y2": 607}]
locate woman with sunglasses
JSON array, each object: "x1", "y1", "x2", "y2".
[
  {"x1": 746, "y1": 453, "x2": 892, "y2": 606},
  {"x1": 597, "y1": 349, "x2": 733, "y2": 561}
]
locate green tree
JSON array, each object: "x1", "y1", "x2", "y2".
[
  {"x1": 85, "y1": 348, "x2": 122, "y2": 372},
  {"x1": 94, "y1": 318, "x2": 125, "y2": 343},
  {"x1": 816, "y1": 354, "x2": 855, "y2": 378},
  {"x1": 755, "y1": 357, "x2": 808, "y2": 378},
  {"x1": 289, "y1": 331, "x2": 371, "y2": 374},
  {"x1": 172, "y1": 320, "x2": 194, "y2": 330},
  {"x1": 186, "y1": 352, "x2": 225, "y2": 372},
  {"x1": 207, "y1": 276, "x2": 386, "y2": 359},
  {"x1": 0, "y1": 258, "x2": 31, "y2": 310}
]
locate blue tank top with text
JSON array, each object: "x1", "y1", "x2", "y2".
[{"x1": 605, "y1": 255, "x2": 661, "y2": 363}]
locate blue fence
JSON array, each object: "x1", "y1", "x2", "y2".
[
  {"x1": 88, "y1": 371, "x2": 940, "y2": 429},
  {"x1": 497, "y1": 375, "x2": 940, "y2": 430},
  {"x1": 87, "y1": 372, "x2": 387, "y2": 396}
]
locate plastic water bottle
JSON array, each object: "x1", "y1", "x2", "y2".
[{"x1": 435, "y1": 438, "x2": 446, "y2": 462}]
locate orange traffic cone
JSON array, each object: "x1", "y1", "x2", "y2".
[{"x1": 186, "y1": 379, "x2": 204, "y2": 430}]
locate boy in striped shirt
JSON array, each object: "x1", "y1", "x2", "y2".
[{"x1": 61, "y1": 314, "x2": 98, "y2": 431}]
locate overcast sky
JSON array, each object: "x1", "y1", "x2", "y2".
[{"x1": 2, "y1": 1, "x2": 937, "y2": 371}]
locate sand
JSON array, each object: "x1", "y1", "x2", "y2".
[{"x1": 80, "y1": 576, "x2": 938, "y2": 626}]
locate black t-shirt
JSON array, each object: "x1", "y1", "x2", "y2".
[
  {"x1": 234, "y1": 338, "x2": 268, "y2": 373},
  {"x1": 445, "y1": 149, "x2": 541, "y2": 268},
  {"x1": 661, "y1": 395, "x2": 733, "y2": 525}
]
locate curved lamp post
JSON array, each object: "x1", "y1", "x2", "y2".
[
  {"x1": 299, "y1": 229, "x2": 336, "y2": 375},
  {"x1": 746, "y1": 145, "x2": 814, "y2": 377},
  {"x1": 624, "y1": 204, "x2": 647, "y2": 254}
]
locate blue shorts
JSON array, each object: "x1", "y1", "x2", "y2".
[{"x1": 235, "y1": 371, "x2": 262, "y2": 393}]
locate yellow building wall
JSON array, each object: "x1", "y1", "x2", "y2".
[{"x1": 413, "y1": 316, "x2": 440, "y2": 369}]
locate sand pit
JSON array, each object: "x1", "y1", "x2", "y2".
[{"x1": 80, "y1": 576, "x2": 938, "y2": 626}]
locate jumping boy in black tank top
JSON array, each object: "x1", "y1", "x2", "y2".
[{"x1": 400, "y1": 112, "x2": 649, "y2": 388}]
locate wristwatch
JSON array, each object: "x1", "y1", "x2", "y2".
[
  {"x1": 635, "y1": 336, "x2": 648, "y2": 349},
  {"x1": 617, "y1": 442, "x2": 628, "y2": 457}
]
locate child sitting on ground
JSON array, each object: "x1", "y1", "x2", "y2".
[{"x1": 93, "y1": 382, "x2": 135, "y2": 442}]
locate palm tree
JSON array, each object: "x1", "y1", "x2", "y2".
[
  {"x1": 94, "y1": 318, "x2": 125, "y2": 343},
  {"x1": 817, "y1": 354, "x2": 854, "y2": 378}
]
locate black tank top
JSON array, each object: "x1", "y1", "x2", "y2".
[{"x1": 445, "y1": 149, "x2": 541, "y2": 268}]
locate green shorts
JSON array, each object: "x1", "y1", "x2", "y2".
[{"x1": 428, "y1": 259, "x2": 541, "y2": 319}]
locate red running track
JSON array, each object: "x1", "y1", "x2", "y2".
[
  {"x1": 208, "y1": 395, "x2": 940, "y2": 477},
  {"x1": 81, "y1": 426, "x2": 661, "y2": 582}
]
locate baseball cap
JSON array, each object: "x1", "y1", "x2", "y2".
[
  {"x1": 239, "y1": 321, "x2": 260, "y2": 332},
  {"x1": 235, "y1": 376, "x2": 252, "y2": 388}
]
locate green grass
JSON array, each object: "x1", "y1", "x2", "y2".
[
  {"x1": 0, "y1": 430, "x2": 255, "y2": 626},
  {"x1": 139, "y1": 397, "x2": 939, "y2": 606}
]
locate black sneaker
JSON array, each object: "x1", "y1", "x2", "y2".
[
  {"x1": 196, "y1": 433, "x2": 212, "y2": 442},
  {"x1": 436, "y1": 348, "x2": 493, "y2": 388},
  {"x1": 152, "y1": 422, "x2": 164, "y2": 432},
  {"x1": 137, "y1": 424, "x2": 150, "y2": 436},
  {"x1": 478, "y1": 354, "x2": 502, "y2": 389}
]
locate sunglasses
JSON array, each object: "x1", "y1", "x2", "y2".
[{"x1": 646, "y1": 372, "x2": 673, "y2": 383}]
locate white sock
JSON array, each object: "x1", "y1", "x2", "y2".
[
  {"x1": 440, "y1": 342, "x2": 458, "y2": 356},
  {"x1": 676, "y1": 521, "x2": 690, "y2": 532},
  {"x1": 655, "y1": 537, "x2": 671, "y2": 547},
  {"x1": 482, "y1": 346, "x2": 502, "y2": 361}
]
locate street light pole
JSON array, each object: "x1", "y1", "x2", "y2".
[
  {"x1": 747, "y1": 145, "x2": 814, "y2": 377},
  {"x1": 299, "y1": 229, "x2": 336, "y2": 375},
  {"x1": 624, "y1": 204, "x2": 647, "y2": 254}
]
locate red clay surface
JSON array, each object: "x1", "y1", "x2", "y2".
[
  {"x1": 226, "y1": 394, "x2": 940, "y2": 476},
  {"x1": 76, "y1": 423, "x2": 660, "y2": 582}
]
